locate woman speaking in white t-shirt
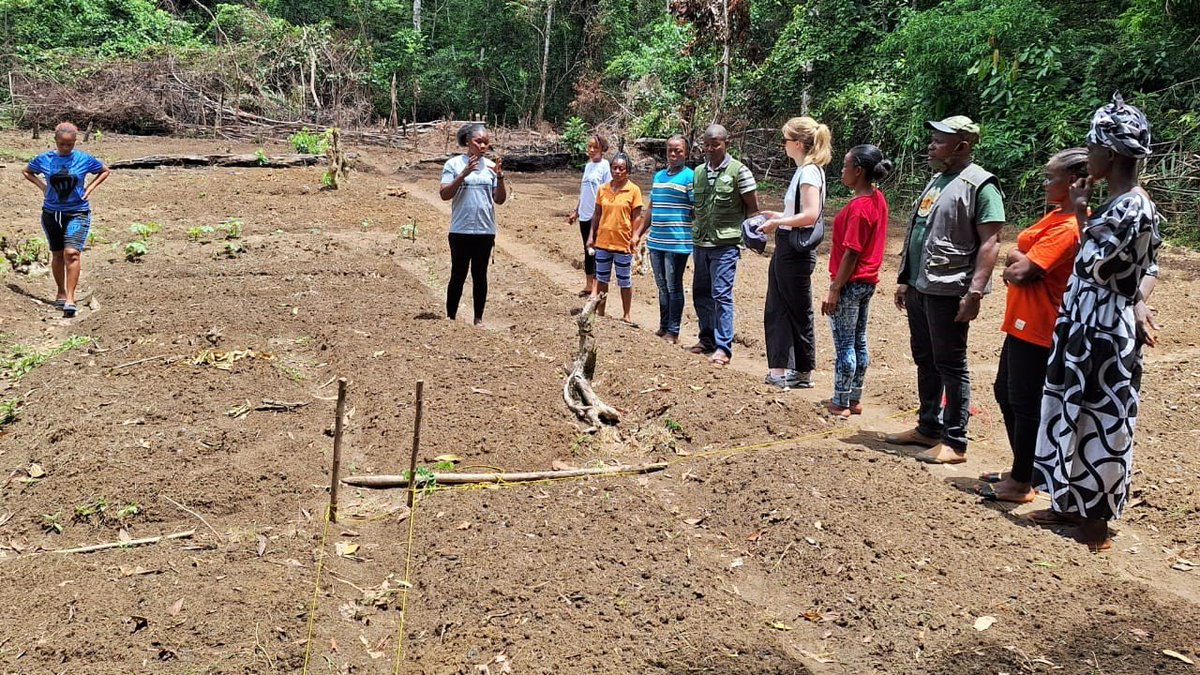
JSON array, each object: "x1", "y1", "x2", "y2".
[{"x1": 439, "y1": 123, "x2": 508, "y2": 326}]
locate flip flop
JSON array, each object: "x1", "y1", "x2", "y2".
[
  {"x1": 62, "y1": 303, "x2": 77, "y2": 318},
  {"x1": 975, "y1": 484, "x2": 1037, "y2": 504},
  {"x1": 979, "y1": 471, "x2": 1006, "y2": 484},
  {"x1": 53, "y1": 299, "x2": 66, "y2": 310},
  {"x1": 1024, "y1": 509, "x2": 1083, "y2": 526}
]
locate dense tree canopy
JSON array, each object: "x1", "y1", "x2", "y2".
[{"x1": 1, "y1": 0, "x2": 1196, "y2": 231}]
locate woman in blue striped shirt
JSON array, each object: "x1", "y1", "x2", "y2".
[{"x1": 637, "y1": 135, "x2": 695, "y2": 343}]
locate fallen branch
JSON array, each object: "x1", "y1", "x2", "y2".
[
  {"x1": 50, "y1": 529, "x2": 195, "y2": 555},
  {"x1": 563, "y1": 293, "x2": 620, "y2": 430},
  {"x1": 162, "y1": 496, "x2": 224, "y2": 542},
  {"x1": 343, "y1": 462, "x2": 668, "y2": 489},
  {"x1": 109, "y1": 153, "x2": 323, "y2": 170}
]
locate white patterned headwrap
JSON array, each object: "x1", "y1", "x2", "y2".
[{"x1": 1087, "y1": 92, "x2": 1152, "y2": 158}]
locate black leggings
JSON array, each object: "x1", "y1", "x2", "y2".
[
  {"x1": 764, "y1": 232, "x2": 817, "y2": 371},
  {"x1": 447, "y1": 233, "x2": 495, "y2": 321},
  {"x1": 579, "y1": 218, "x2": 596, "y2": 277},
  {"x1": 993, "y1": 334, "x2": 1051, "y2": 483}
]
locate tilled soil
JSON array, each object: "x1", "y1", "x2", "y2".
[{"x1": 0, "y1": 132, "x2": 1197, "y2": 674}]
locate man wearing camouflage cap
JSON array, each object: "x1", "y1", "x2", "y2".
[{"x1": 887, "y1": 116, "x2": 1004, "y2": 464}]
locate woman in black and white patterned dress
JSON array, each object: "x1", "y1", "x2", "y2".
[{"x1": 1029, "y1": 94, "x2": 1161, "y2": 552}]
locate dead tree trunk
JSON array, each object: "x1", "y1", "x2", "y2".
[
  {"x1": 535, "y1": 0, "x2": 554, "y2": 126},
  {"x1": 563, "y1": 293, "x2": 619, "y2": 430},
  {"x1": 324, "y1": 127, "x2": 349, "y2": 189}
]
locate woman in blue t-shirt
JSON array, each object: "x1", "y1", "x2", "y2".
[
  {"x1": 439, "y1": 123, "x2": 508, "y2": 326},
  {"x1": 22, "y1": 122, "x2": 111, "y2": 318}
]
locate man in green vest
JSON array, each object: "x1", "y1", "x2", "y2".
[
  {"x1": 690, "y1": 124, "x2": 760, "y2": 365},
  {"x1": 886, "y1": 116, "x2": 1004, "y2": 464}
]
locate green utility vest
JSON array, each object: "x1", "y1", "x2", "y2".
[{"x1": 693, "y1": 159, "x2": 748, "y2": 247}]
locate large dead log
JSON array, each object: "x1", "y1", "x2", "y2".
[
  {"x1": 563, "y1": 293, "x2": 620, "y2": 431},
  {"x1": 343, "y1": 462, "x2": 668, "y2": 489},
  {"x1": 109, "y1": 153, "x2": 323, "y2": 169}
]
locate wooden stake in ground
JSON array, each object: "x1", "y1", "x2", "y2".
[
  {"x1": 329, "y1": 378, "x2": 348, "y2": 523},
  {"x1": 407, "y1": 380, "x2": 425, "y2": 508},
  {"x1": 563, "y1": 294, "x2": 619, "y2": 430},
  {"x1": 344, "y1": 462, "x2": 668, "y2": 489},
  {"x1": 324, "y1": 128, "x2": 349, "y2": 189}
]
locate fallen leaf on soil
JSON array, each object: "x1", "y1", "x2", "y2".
[
  {"x1": 117, "y1": 529, "x2": 132, "y2": 543},
  {"x1": 973, "y1": 616, "x2": 997, "y2": 631},
  {"x1": 1163, "y1": 650, "x2": 1194, "y2": 665},
  {"x1": 455, "y1": 521, "x2": 472, "y2": 530},
  {"x1": 1130, "y1": 628, "x2": 1150, "y2": 639},
  {"x1": 168, "y1": 598, "x2": 184, "y2": 616},
  {"x1": 119, "y1": 566, "x2": 156, "y2": 577},
  {"x1": 551, "y1": 460, "x2": 575, "y2": 471},
  {"x1": 330, "y1": 638, "x2": 338, "y2": 653},
  {"x1": 130, "y1": 615, "x2": 149, "y2": 633},
  {"x1": 797, "y1": 648, "x2": 835, "y2": 664},
  {"x1": 683, "y1": 517, "x2": 705, "y2": 527},
  {"x1": 768, "y1": 621, "x2": 793, "y2": 631},
  {"x1": 1171, "y1": 561, "x2": 1194, "y2": 572},
  {"x1": 803, "y1": 610, "x2": 823, "y2": 622},
  {"x1": 470, "y1": 387, "x2": 494, "y2": 396},
  {"x1": 335, "y1": 542, "x2": 359, "y2": 558},
  {"x1": 193, "y1": 347, "x2": 274, "y2": 370},
  {"x1": 256, "y1": 535, "x2": 268, "y2": 557},
  {"x1": 745, "y1": 529, "x2": 767, "y2": 542},
  {"x1": 729, "y1": 557, "x2": 744, "y2": 569},
  {"x1": 27, "y1": 463, "x2": 46, "y2": 478},
  {"x1": 435, "y1": 454, "x2": 463, "y2": 464}
]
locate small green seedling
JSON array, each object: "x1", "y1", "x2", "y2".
[
  {"x1": 217, "y1": 242, "x2": 245, "y2": 259},
  {"x1": 254, "y1": 148, "x2": 269, "y2": 165},
  {"x1": 124, "y1": 241, "x2": 148, "y2": 261},
  {"x1": 664, "y1": 418, "x2": 684, "y2": 433},
  {"x1": 41, "y1": 512, "x2": 64, "y2": 534},
  {"x1": 0, "y1": 397, "x2": 21, "y2": 427},
  {"x1": 114, "y1": 503, "x2": 141, "y2": 521},
  {"x1": 187, "y1": 225, "x2": 216, "y2": 242},
  {"x1": 73, "y1": 497, "x2": 109, "y2": 524},
  {"x1": 217, "y1": 219, "x2": 244, "y2": 239},
  {"x1": 128, "y1": 222, "x2": 162, "y2": 241}
]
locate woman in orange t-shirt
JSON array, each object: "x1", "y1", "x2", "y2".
[
  {"x1": 980, "y1": 148, "x2": 1087, "y2": 503},
  {"x1": 587, "y1": 153, "x2": 644, "y2": 322}
]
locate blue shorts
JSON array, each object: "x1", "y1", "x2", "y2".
[
  {"x1": 41, "y1": 209, "x2": 91, "y2": 252},
  {"x1": 594, "y1": 248, "x2": 634, "y2": 289}
]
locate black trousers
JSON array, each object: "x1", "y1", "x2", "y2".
[
  {"x1": 764, "y1": 232, "x2": 817, "y2": 371},
  {"x1": 907, "y1": 287, "x2": 971, "y2": 452},
  {"x1": 579, "y1": 218, "x2": 596, "y2": 277},
  {"x1": 994, "y1": 334, "x2": 1051, "y2": 483},
  {"x1": 447, "y1": 233, "x2": 495, "y2": 321}
]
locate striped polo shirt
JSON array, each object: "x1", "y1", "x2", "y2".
[{"x1": 646, "y1": 166, "x2": 695, "y2": 254}]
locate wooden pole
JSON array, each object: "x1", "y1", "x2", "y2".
[
  {"x1": 329, "y1": 378, "x2": 347, "y2": 523},
  {"x1": 407, "y1": 380, "x2": 425, "y2": 507},
  {"x1": 344, "y1": 462, "x2": 669, "y2": 489}
]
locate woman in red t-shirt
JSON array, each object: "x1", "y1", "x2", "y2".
[
  {"x1": 821, "y1": 145, "x2": 892, "y2": 417},
  {"x1": 978, "y1": 148, "x2": 1087, "y2": 503}
]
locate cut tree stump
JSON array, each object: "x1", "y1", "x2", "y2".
[
  {"x1": 109, "y1": 153, "x2": 323, "y2": 169},
  {"x1": 563, "y1": 293, "x2": 620, "y2": 430},
  {"x1": 342, "y1": 462, "x2": 668, "y2": 489}
]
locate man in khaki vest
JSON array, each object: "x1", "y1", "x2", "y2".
[
  {"x1": 887, "y1": 116, "x2": 1004, "y2": 464},
  {"x1": 689, "y1": 124, "x2": 759, "y2": 365}
]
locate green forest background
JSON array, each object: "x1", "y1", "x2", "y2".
[{"x1": 0, "y1": 0, "x2": 1197, "y2": 234}]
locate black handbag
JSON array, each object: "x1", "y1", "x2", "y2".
[{"x1": 787, "y1": 167, "x2": 825, "y2": 252}]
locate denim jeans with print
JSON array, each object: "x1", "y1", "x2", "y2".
[{"x1": 828, "y1": 281, "x2": 876, "y2": 407}]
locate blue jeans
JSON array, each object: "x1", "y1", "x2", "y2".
[
  {"x1": 829, "y1": 281, "x2": 876, "y2": 407},
  {"x1": 692, "y1": 245, "x2": 739, "y2": 357},
  {"x1": 649, "y1": 249, "x2": 689, "y2": 336}
]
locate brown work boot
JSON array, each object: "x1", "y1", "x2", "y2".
[
  {"x1": 883, "y1": 428, "x2": 940, "y2": 448},
  {"x1": 915, "y1": 443, "x2": 967, "y2": 465}
]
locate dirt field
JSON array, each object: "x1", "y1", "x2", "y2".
[{"x1": 0, "y1": 130, "x2": 1197, "y2": 674}]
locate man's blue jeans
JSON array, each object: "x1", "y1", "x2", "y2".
[
  {"x1": 692, "y1": 245, "x2": 740, "y2": 357},
  {"x1": 649, "y1": 249, "x2": 689, "y2": 336}
]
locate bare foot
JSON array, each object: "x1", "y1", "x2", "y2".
[
  {"x1": 915, "y1": 444, "x2": 966, "y2": 464},
  {"x1": 1025, "y1": 509, "x2": 1084, "y2": 526},
  {"x1": 1077, "y1": 518, "x2": 1113, "y2": 552},
  {"x1": 977, "y1": 477, "x2": 1037, "y2": 504}
]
